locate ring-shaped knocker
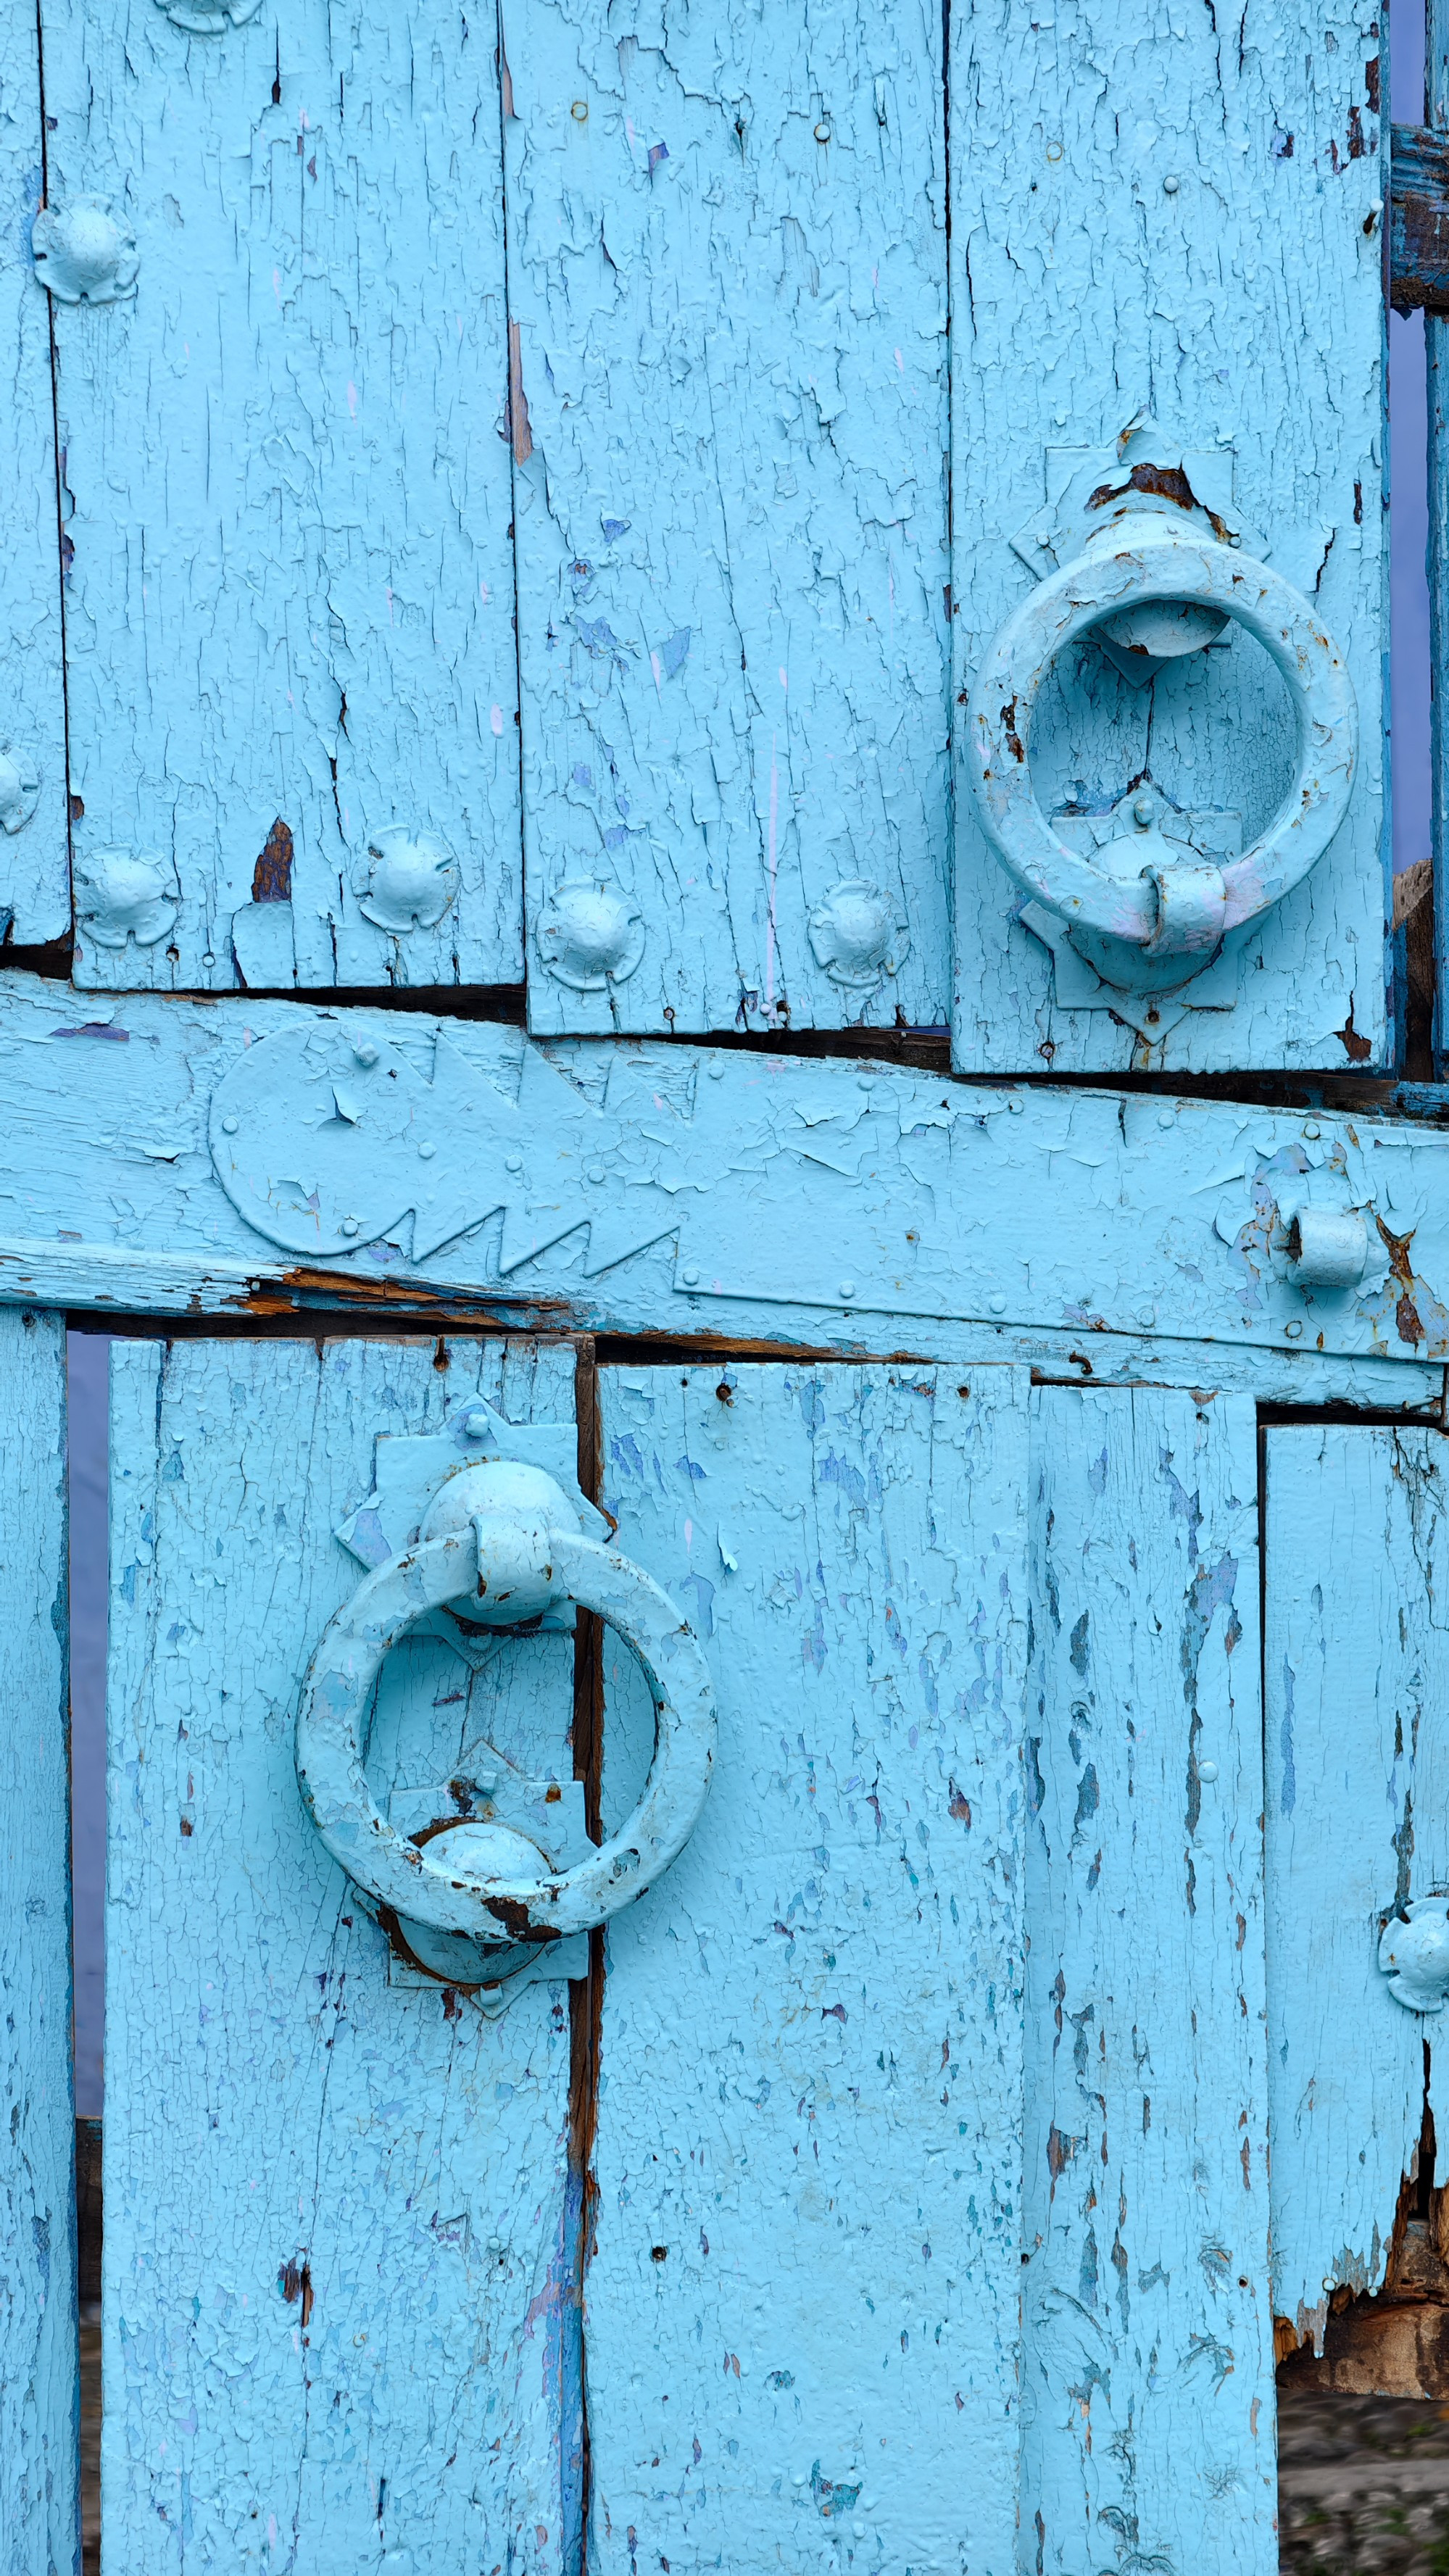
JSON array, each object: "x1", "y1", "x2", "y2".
[
  {"x1": 966, "y1": 516, "x2": 1358, "y2": 959},
  {"x1": 296, "y1": 1480, "x2": 715, "y2": 1945}
]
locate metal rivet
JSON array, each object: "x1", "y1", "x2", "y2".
[
  {"x1": 571, "y1": 99, "x2": 589, "y2": 120},
  {"x1": 462, "y1": 1408, "x2": 490, "y2": 1439},
  {"x1": 1132, "y1": 793, "x2": 1155, "y2": 827},
  {"x1": 707, "y1": 1062, "x2": 725, "y2": 1080},
  {"x1": 814, "y1": 121, "x2": 831, "y2": 142},
  {"x1": 1157, "y1": 1108, "x2": 1175, "y2": 1129},
  {"x1": 989, "y1": 1293, "x2": 1007, "y2": 1314},
  {"x1": 200, "y1": 950, "x2": 216, "y2": 968},
  {"x1": 505, "y1": 1152, "x2": 523, "y2": 1173},
  {"x1": 1163, "y1": 173, "x2": 1180, "y2": 194},
  {"x1": 1198, "y1": 1759, "x2": 1218, "y2": 1782},
  {"x1": 586, "y1": 1163, "x2": 606, "y2": 1185},
  {"x1": 839, "y1": 1279, "x2": 856, "y2": 1300},
  {"x1": 221, "y1": 1114, "x2": 238, "y2": 1135},
  {"x1": 681, "y1": 1266, "x2": 700, "y2": 1288},
  {"x1": 341, "y1": 1217, "x2": 360, "y2": 1239},
  {"x1": 354, "y1": 1040, "x2": 379, "y2": 1068},
  {"x1": 418, "y1": 1140, "x2": 436, "y2": 1159}
]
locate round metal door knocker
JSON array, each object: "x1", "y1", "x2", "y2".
[
  {"x1": 966, "y1": 513, "x2": 1357, "y2": 984},
  {"x1": 296, "y1": 1461, "x2": 715, "y2": 1949}
]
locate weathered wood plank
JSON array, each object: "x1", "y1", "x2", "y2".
[
  {"x1": 1265, "y1": 1425, "x2": 1449, "y2": 2351},
  {"x1": 585, "y1": 1363, "x2": 1029, "y2": 2570},
  {"x1": 0, "y1": 9, "x2": 69, "y2": 944},
  {"x1": 1391, "y1": 124, "x2": 1449, "y2": 312},
  {"x1": 41, "y1": 0, "x2": 521, "y2": 995},
  {"x1": 0, "y1": 976, "x2": 1444, "y2": 1390},
  {"x1": 1429, "y1": 0, "x2": 1449, "y2": 1078},
  {"x1": 950, "y1": 0, "x2": 1389, "y2": 1073},
  {"x1": 0, "y1": 1308, "x2": 78, "y2": 2575},
  {"x1": 1024, "y1": 1387, "x2": 1274, "y2": 2569},
  {"x1": 104, "y1": 1335, "x2": 581, "y2": 2572},
  {"x1": 505, "y1": 0, "x2": 951, "y2": 1038}
]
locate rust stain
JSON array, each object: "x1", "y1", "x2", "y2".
[
  {"x1": 252, "y1": 818, "x2": 294, "y2": 905},
  {"x1": 278, "y1": 2256, "x2": 314, "y2": 2328},
  {"x1": 1377, "y1": 1214, "x2": 1425, "y2": 1347},
  {"x1": 1000, "y1": 697, "x2": 1025, "y2": 763}
]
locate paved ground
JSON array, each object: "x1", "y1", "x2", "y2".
[{"x1": 1279, "y1": 2391, "x2": 1449, "y2": 2572}]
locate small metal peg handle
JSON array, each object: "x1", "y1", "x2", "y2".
[{"x1": 1284, "y1": 1206, "x2": 1369, "y2": 1289}]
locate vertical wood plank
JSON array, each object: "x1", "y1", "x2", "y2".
[
  {"x1": 0, "y1": 1308, "x2": 78, "y2": 2575},
  {"x1": 42, "y1": 0, "x2": 521, "y2": 995},
  {"x1": 104, "y1": 1336, "x2": 581, "y2": 2572},
  {"x1": 950, "y1": 0, "x2": 1388, "y2": 1074},
  {"x1": 1264, "y1": 1425, "x2": 1449, "y2": 2346},
  {"x1": 505, "y1": 0, "x2": 950, "y2": 1039},
  {"x1": 585, "y1": 1363, "x2": 1029, "y2": 2572},
  {"x1": 1025, "y1": 1387, "x2": 1275, "y2": 2569},
  {"x1": 0, "y1": 12, "x2": 68, "y2": 944},
  {"x1": 1430, "y1": 0, "x2": 1449, "y2": 1074}
]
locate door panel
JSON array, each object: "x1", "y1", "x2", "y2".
[
  {"x1": 43, "y1": 0, "x2": 522, "y2": 996},
  {"x1": 586, "y1": 1363, "x2": 1029, "y2": 2571},
  {"x1": 1025, "y1": 1388, "x2": 1275, "y2": 2569},
  {"x1": 950, "y1": 0, "x2": 1387, "y2": 1073},
  {"x1": 0, "y1": 1308, "x2": 77, "y2": 2576},
  {"x1": 0, "y1": 22, "x2": 69, "y2": 947},
  {"x1": 506, "y1": 0, "x2": 951, "y2": 1039},
  {"x1": 1266, "y1": 1424, "x2": 1449, "y2": 2353},
  {"x1": 104, "y1": 1336, "x2": 581, "y2": 2572}
]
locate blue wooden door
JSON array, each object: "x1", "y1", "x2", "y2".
[{"x1": 0, "y1": 0, "x2": 1434, "y2": 2567}]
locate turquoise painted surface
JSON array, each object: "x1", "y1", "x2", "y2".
[
  {"x1": 505, "y1": 0, "x2": 950, "y2": 1037},
  {"x1": 1266, "y1": 1425, "x2": 1449, "y2": 2348},
  {"x1": 104, "y1": 1336, "x2": 581, "y2": 2572},
  {"x1": 588, "y1": 1363, "x2": 1029, "y2": 2572},
  {"x1": 0, "y1": 12, "x2": 68, "y2": 943},
  {"x1": 41, "y1": 0, "x2": 521, "y2": 994},
  {"x1": 0, "y1": 1308, "x2": 78, "y2": 2576},
  {"x1": 950, "y1": 0, "x2": 1390, "y2": 1074},
  {"x1": 1024, "y1": 1387, "x2": 1275, "y2": 2568},
  {"x1": 0, "y1": 979, "x2": 1444, "y2": 1399}
]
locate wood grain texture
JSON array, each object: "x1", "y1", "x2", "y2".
[
  {"x1": 505, "y1": 0, "x2": 951, "y2": 1038},
  {"x1": 950, "y1": 0, "x2": 1390, "y2": 1073},
  {"x1": 1024, "y1": 1387, "x2": 1274, "y2": 2569},
  {"x1": 104, "y1": 1335, "x2": 582, "y2": 2573},
  {"x1": 0, "y1": 1308, "x2": 78, "y2": 2576},
  {"x1": 1390, "y1": 122, "x2": 1449, "y2": 313},
  {"x1": 1265, "y1": 1425, "x2": 1449, "y2": 2349},
  {"x1": 585, "y1": 1363, "x2": 1029, "y2": 2572},
  {"x1": 0, "y1": 978, "x2": 1445, "y2": 1397},
  {"x1": 0, "y1": 9, "x2": 69, "y2": 944},
  {"x1": 41, "y1": 0, "x2": 522, "y2": 995}
]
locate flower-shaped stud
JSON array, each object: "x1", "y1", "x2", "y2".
[
  {"x1": 32, "y1": 197, "x2": 139, "y2": 304},
  {"x1": 536, "y1": 878, "x2": 646, "y2": 990},
  {"x1": 0, "y1": 744, "x2": 41, "y2": 836},
  {"x1": 152, "y1": 0, "x2": 264, "y2": 28},
  {"x1": 73, "y1": 848, "x2": 178, "y2": 950},
  {"x1": 807, "y1": 878, "x2": 910, "y2": 992},
  {"x1": 1379, "y1": 1898, "x2": 1449, "y2": 2012},
  {"x1": 354, "y1": 828, "x2": 460, "y2": 932}
]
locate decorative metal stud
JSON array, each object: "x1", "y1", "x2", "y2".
[
  {"x1": 536, "y1": 877, "x2": 646, "y2": 990},
  {"x1": 0, "y1": 744, "x2": 41, "y2": 836},
  {"x1": 151, "y1": 0, "x2": 263, "y2": 28},
  {"x1": 353, "y1": 828, "x2": 460, "y2": 933},
  {"x1": 807, "y1": 878, "x2": 909, "y2": 991},
  {"x1": 32, "y1": 197, "x2": 138, "y2": 305},
  {"x1": 1379, "y1": 1898, "x2": 1449, "y2": 2012},
  {"x1": 73, "y1": 847, "x2": 178, "y2": 950}
]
